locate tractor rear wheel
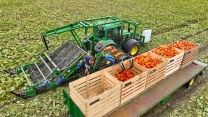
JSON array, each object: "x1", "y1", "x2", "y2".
[{"x1": 122, "y1": 39, "x2": 139, "y2": 56}]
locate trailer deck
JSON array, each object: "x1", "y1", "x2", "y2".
[{"x1": 107, "y1": 60, "x2": 207, "y2": 117}]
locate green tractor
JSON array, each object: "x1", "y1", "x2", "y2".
[{"x1": 5, "y1": 16, "x2": 152, "y2": 98}]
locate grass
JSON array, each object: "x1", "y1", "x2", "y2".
[
  {"x1": 162, "y1": 81, "x2": 208, "y2": 117},
  {"x1": 0, "y1": 0, "x2": 208, "y2": 116}
]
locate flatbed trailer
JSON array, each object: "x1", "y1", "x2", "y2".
[
  {"x1": 107, "y1": 60, "x2": 207, "y2": 117},
  {"x1": 63, "y1": 60, "x2": 207, "y2": 117}
]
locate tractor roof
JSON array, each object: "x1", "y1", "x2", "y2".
[
  {"x1": 95, "y1": 21, "x2": 121, "y2": 29},
  {"x1": 43, "y1": 16, "x2": 139, "y2": 37}
]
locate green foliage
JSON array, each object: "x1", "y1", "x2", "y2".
[
  {"x1": 0, "y1": 87, "x2": 68, "y2": 117},
  {"x1": 162, "y1": 86, "x2": 208, "y2": 117}
]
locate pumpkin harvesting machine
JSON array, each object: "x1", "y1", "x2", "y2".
[{"x1": 4, "y1": 16, "x2": 152, "y2": 98}]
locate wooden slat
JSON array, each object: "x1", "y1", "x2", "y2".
[
  {"x1": 69, "y1": 70, "x2": 121, "y2": 117},
  {"x1": 70, "y1": 92, "x2": 86, "y2": 115},
  {"x1": 103, "y1": 80, "x2": 112, "y2": 89},
  {"x1": 89, "y1": 82, "x2": 101, "y2": 91},
  {"x1": 87, "y1": 91, "x2": 120, "y2": 116},
  {"x1": 146, "y1": 66, "x2": 166, "y2": 89},
  {"x1": 104, "y1": 60, "x2": 148, "y2": 107},
  {"x1": 74, "y1": 83, "x2": 86, "y2": 91},
  {"x1": 70, "y1": 85, "x2": 86, "y2": 106},
  {"x1": 87, "y1": 87, "x2": 102, "y2": 99},
  {"x1": 104, "y1": 71, "x2": 120, "y2": 84},
  {"x1": 98, "y1": 102, "x2": 119, "y2": 117},
  {"x1": 77, "y1": 86, "x2": 87, "y2": 95},
  {"x1": 122, "y1": 81, "x2": 137, "y2": 94},
  {"x1": 88, "y1": 96, "x2": 120, "y2": 117},
  {"x1": 87, "y1": 84, "x2": 121, "y2": 107},
  {"x1": 121, "y1": 87, "x2": 134, "y2": 98},
  {"x1": 180, "y1": 45, "x2": 198, "y2": 69},
  {"x1": 71, "y1": 77, "x2": 86, "y2": 86},
  {"x1": 87, "y1": 88, "x2": 120, "y2": 111},
  {"x1": 89, "y1": 75, "x2": 101, "y2": 83},
  {"x1": 104, "y1": 77, "x2": 116, "y2": 87}
]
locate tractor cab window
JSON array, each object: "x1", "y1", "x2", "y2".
[
  {"x1": 96, "y1": 28, "x2": 105, "y2": 39},
  {"x1": 107, "y1": 27, "x2": 119, "y2": 40}
]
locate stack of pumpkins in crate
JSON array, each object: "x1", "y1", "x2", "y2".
[
  {"x1": 133, "y1": 39, "x2": 198, "y2": 89},
  {"x1": 134, "y1": 52, "x2": 168, "y2": 89},
  {"x1": 68, "y1": 39, "x2": 198, "y2": 117},
  {"x1": 105, "y1": 60, "x2": 148, "y2": 106},
  {"x1": 170, "y1": 40, "x2": 198, "y2": 69}
]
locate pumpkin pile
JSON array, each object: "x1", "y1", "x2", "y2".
[
  {"x1": 134, "y1": 54, "x2": 161, "y2": 69},
  {"x1": 114, "y1": 69, "x2": 135, "y2": 82},
  {"x1": 151, "y1": 45, "x2": 179, "y2": 58},
  {"x1": 104, "y1": 46, "x2": 123, "y2": 58},
  {"x1": 170, "y1": 40, "x2": 197, "y2": 51}
]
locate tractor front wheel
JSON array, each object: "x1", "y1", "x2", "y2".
[{"x1": 122, "y1": 39, "x2": 139, "y2": 56}]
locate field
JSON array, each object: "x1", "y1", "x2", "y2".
[{"x1": 0, "y1": 0, "x2": 208, "y2": 116}]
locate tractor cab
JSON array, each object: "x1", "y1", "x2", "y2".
[
  {"x1": 94, "y1": 21, "x2": 121, "y2": 40},
  {"x1": 94, "y1": 21, "x2": 134, "y2": 46}
]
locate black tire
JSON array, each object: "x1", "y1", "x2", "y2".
[{"x1": 122, "y1": 39, "x2": 139, "y2": 56}]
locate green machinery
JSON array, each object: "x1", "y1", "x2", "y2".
[{"x1": 5, "y1": 16, "x2": 152, "y2": 98}]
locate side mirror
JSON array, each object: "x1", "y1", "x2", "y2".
[{"x1": 142, "y1": 29, "x2": 152, "y2": 42}]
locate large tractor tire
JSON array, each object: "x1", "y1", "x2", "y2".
[{"x1": 122, "y1": 39, "x2": 139, "y2": 56}]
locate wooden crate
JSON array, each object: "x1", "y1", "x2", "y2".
[
  {"x1": 104, "y1": 60, "x2": 148, "y2": 106},
  {"x1": 151, "y1": 47, "x2": 185, "y2": 77},
  {"x1": 169, "y1": 40, "x2": 199, "y2": 70},
  {"x1": 69, "y1": 70, "x2": 121, "y2": 117},
  {"x1": 180, "y1": 45, "x2": 198, "y2": 70},
  {"x1": 134, "y1": 52, "x2": 168, "y2": 89},
  {"x1": 133, "y1": 64, "x2": 148, "y2": 97}
]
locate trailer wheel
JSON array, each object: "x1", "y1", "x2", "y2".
[
  {"x1": 185, "y1": 78, "x2": 195, "y2": 88},
  {"x1": 122, "y1": 39, "x2": 139, "y2": 56}
]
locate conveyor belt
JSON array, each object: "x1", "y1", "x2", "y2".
[{"x1": 27, "y1": 41, "x2": 85, "y2": 84}]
